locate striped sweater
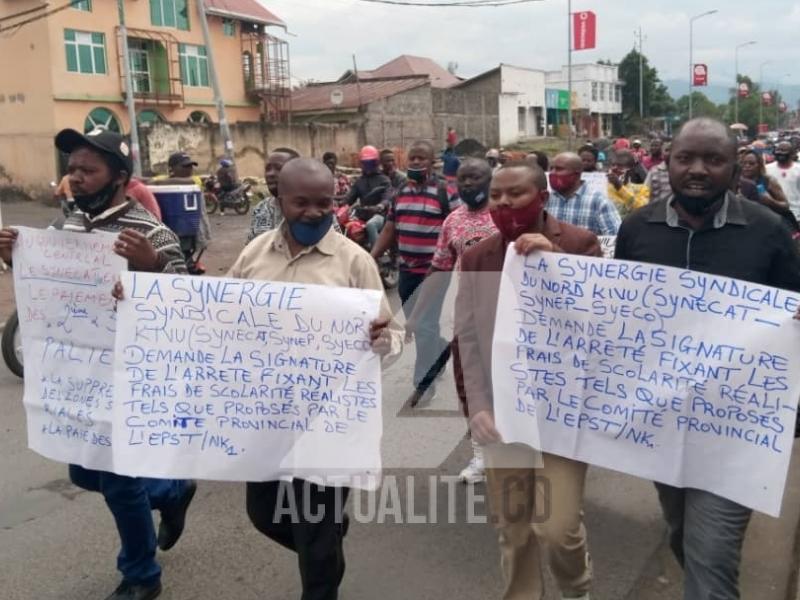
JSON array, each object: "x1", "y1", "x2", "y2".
[{"x1": 62, "y1": 199, "x2": 187, "y2": 274}]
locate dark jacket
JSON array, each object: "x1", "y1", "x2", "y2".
[
  {"x1": 345, "y1": 172, "x2": 393, "y2": 209},
  {"x1": 615, "y1": 193, "x2": 800, "y2": 291},
  {"x1": 453, "y1": 213, "x2": 601, "y2": 416}
]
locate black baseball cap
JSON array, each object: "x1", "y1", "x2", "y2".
[
  {"x1": 168, "y1": 151, "x2": 198, "y2": 168},
  {"x1": 55, "y1": 127, "x2": 133, "y2": 174}
]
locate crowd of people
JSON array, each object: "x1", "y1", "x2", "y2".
[{"x1": 3, "y1": 116, "x2": 800, "y2": 600}]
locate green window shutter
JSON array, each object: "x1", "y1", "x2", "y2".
[
  {"x1": 199, "y1": 57, "x2": 209, "y2": 87},
  {"x1": 177, "y1": 0, "x2": 189, "y2": 30},
  {"x1": 150, "y1": 0, "x2": 162, "y2": 26},
  {"x1": 180, "y1": 55, "x2": 188, "y2": 85},
  {"x1": 93, "y1": 46, "x2": 106, "y2": 74},
  {"x1": 91, "y1": 32, "x2": 103, "y2": 44},
  {"x1": 188, "y1": 56, "x2": 199, "y2": 86},
  {"x1": 65, "y1": 44, "x2": 78, "y2": 72},
  {"x1": 64, "y1": 29, "x2": 76, "y2": 42},
  {"x1": 77, "y1": 44, "x2": 93, "y2": 74},
  {"x1": 198, "y1": 45, "x2": 207, "y2": 57},
  {"x1": 163, "y1": 0, "x2": 176, "y2": 28}
]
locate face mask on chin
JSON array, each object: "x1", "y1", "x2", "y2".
[
  {"x1": 287, "y1": 213, "x2": 334, "y2": 247},
  {"x1": 674, "y1": 193, "x2": 723, "y2": 217},
  {"x1": 74, "y1": 180, "x2": 119, "y2": 216},
  {"x1": 406, "y1": 167, "x2": 428, "y2": 184},
  {"x1": 458, "y1": 184, "x2": 490, "y2": 209}
]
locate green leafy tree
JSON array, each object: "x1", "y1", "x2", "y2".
[
  {"x1": 617, "y1": 49, "x2": 675, "y2": 133},
  {"x1": 674, "y1": 92, "x2": 724, "y2": 125},
  {"x1": 724, "y1": 75, "x2": 783, "y2": 132}
]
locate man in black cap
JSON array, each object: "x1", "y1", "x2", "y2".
[{"x1": 0, "y1": 128, "x2": 196, "y2": 600}]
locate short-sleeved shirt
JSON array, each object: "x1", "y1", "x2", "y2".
[
  {"x1": 766, "y1": 161, "x2": 800, "y2": 220},
  {"x1": 388, "y1": 178, "x2": 462, "y2": 274},
  {"x1": 547, "y1": 182, "x2": 621, "y2": 236},
  {"x1": 431, "y1": 205, "x2": 496, "y2": 272}
]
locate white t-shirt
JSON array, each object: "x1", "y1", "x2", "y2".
[{"x1": 766, "y1": 161, "x2": 800, "y2": 219}]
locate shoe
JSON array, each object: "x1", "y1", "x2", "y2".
[
  {"x1": 459, "y1": 456, "x2": 485, "y2": 484},
  {"x1": 104, "y1": 580, "x2": 162, "y2": 600},
  {"x1": 219, "y1": 210, "x2": 226, "y2": 216},
  {"x1": 157, "y1": 480, "x2": 197, "y2": 551},
  {"x1": 408, "y1": 385, "x2": 437, "y2": 408}
]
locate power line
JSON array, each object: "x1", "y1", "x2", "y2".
[
  {"x1": 356, "y1": 0, "x2": 541, "y2": 7},
  {"x1": 0, "y1": 1, "x2": 76, "y2": 34},
  {"x1": 0, "y1": 2, "x2": 47, "y2": 24}
]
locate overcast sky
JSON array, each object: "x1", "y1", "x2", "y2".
[{"x1": 262, "y1": 0, "x2": 800, "y2": 94}]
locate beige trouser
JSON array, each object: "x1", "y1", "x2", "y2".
[{"x1": 484, "y1": 443, "x2": 591, "y2": 600}]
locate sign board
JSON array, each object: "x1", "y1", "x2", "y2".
[
  {"x1": 780, "y1": 101, "x2": 788, "y2": 113},
  {"x1": 112, "y1": 271, "x2": 384, "y2": 488},
  {"x1": 330, "y1": 89, "x2": 344, "y2": 107},
  {"x1": 762, "y1": 92, "x2": 773, "y2": 107},
  {"x1": 492, "y1": 249, "x2": 800, "y2": 517},
  {"x1": 546, "y1": 89, "x2": 571, "y2": 111},
  {"x1": 572, "y1": 11, "x2": 597, "y2": 51},
  {"x1": 12, "y1": 227, "x2": 126, "y2": 471},
  {"x1": 738, "y1": 82, "x2": 750, "y2": 98},
  {"x1": 693, "y1": 64, "x2": 708, "y2": 87}
]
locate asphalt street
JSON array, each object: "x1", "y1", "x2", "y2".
[{"x1": 0, "y1": 201, "x2": 798, "y2": 599}]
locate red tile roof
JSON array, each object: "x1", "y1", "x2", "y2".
[
  {"x1": 205, "y1": 0, "x2": 285, "y2": 27},
  {"x1": 291, "y1": 77, "x2": 430, "y2": 113},
  {"x1": 358, "y1": 55, "x2": 459, "y2": 89}
]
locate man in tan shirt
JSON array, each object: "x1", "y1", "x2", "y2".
[{"x1": 229, "y1": 158, "x2": 398, "y2": 600}]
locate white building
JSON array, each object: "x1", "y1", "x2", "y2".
[
  {"x1": 455, "y1": 64, "x2": 546, "y2": 146},
  {"x1": 546, "y1": 63, "x2": 623, "y2": 138}
]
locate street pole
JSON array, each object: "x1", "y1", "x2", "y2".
[
  {"x1": 636, "y1": 27, "x2": 644, "y2": 120},
  {"x1": 116, "y1": 0, "x2": 141, "y2": 176},
  {"x1": 777, "y1": 74, "x2": 791, "y2": 130},
  {"x1": 734, "y1": 41, "x2": 757, "y2": 124},
  {"x1": 195, "y1": 0, "x2": 234, "y2": 160},
  {"x1": 759, "y1": 60, "x2": 771, "y2": 128},
  {"x1": 567, "y1": 0, "x2": 572, "y2": 148},
  {"x1": 689, "y1": 10, "x2": 719, "y2": 121}
]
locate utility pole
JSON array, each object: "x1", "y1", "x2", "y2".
[
  {"x1": 689, "y1": 10, "x2": 719, "y2": 120},
  {"x1": 117, "y1": 0, "x2": 141, "y2": 176},
  {"x1": 635, "y1": 27, "x2": 646, "y2": 120},
  {"x1": 567, "y1": 0, "x2": 573, "y2": 149},
  {"x1": 195, "y1": 0, "x2": 234, "y2": 160},
  {"x1": 734, "y1": 41, "x2": 757, "y2": 124},
  {"x1": 759, "y1": 60, "x2": 771, "y2": 128}
]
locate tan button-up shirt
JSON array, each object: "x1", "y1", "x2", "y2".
[{"x1": 228, "y1": 224, "x2": 401, "y2": 357}]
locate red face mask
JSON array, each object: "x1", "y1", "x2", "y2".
[
  {"x1": 548, "y1": 171, "x2": 581, "y2": 195},
  {"x1": 490, "y1": 194, "x2": 545, "y2": 241}
]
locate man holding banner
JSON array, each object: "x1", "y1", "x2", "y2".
[
  {"x1": 0, "y1": 128, "x2": 195, "y2": 600},
  {"x1": 615, "y1": 118, "x2": 800, "y2": 600},
  {"x1": 227, "y1": 158, "x2": 398, "y2": 600},
  {"x1": 454, "y1": 161, "x2": 600, "y2": 600}
]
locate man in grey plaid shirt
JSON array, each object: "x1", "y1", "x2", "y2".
[{"x1": 546, "y1": 152, "x2": 622, "y2": 236}]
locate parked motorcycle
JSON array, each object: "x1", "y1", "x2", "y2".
[{"x1": 204, "y1": 176, "x2": 251, "y2": 215}]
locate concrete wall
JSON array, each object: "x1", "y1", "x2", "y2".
[
  {"x1": 140, "y1": 119, "x2": 361, "y2": 176},
  {"x1": 498, "y1": 65, "x2": 546, "y2": 143},
  {"x1": 364, "y1": 86, "x2": 435, "y2": 149},
  {"x1": 432, "y1": 87, "x2": 499, "y2": 148},
  {"x1": 0, "y1": 0, "x2": 58, "y2": 194}
]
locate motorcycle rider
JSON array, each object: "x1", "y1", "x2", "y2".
[
  {"x1": 344, "y1": 145, "x2": 393, "y2": 248},
  {"x1": 214, "y1": 158, "x2": 240, "y2": 216},
  {"x1": 380, "y1": 148, "x2": 408, "y2": 192}
]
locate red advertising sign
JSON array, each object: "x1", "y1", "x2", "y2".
[
  {"x1": 572, "y1": 11, "x2": 597, "y2": 51},
  {"x1": 780, "y1": 101, "x2": 788, "y2": 113},
  {"x1": 738, "y1": 83, "x2": 750, "y2": 98},
  {"x1": 693, "y1": 64, "x2": 708, "y2": 87},
  {"x1": 762, "y1": 92, "x2": 773, "y2": 106}
]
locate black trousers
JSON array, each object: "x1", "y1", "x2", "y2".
[{"x1": 247, "y1": 480, "x2": 350, "y2": 600}]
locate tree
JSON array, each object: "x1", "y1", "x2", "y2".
[
  {"x1": 725, "y1": 75, "x2": 783, "y2": 132},
  {"x1": 617, "y1": 49, "x2": 675, "y2": 133},
  {"x1": 674, "y1": 92, "x2": 724, "y2": 125}
]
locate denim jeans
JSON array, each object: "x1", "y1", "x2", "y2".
[
  {"x1": 69, "y1": 465, "x2": 190, "y2": 585},
  {"x1": 655, "y1": 483, "x2": 752, "y2": 600},
  {"x1": 364, "y1": 214, "x2": 385, "y2": 248},
  {"x1": 398, "y1": 270, "x2": 451, "y2": 393}
]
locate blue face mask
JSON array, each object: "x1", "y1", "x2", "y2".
[{"x1": 288, "y1": 213, "x2": 334, "y2": 247}]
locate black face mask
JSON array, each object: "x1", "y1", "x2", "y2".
[
  {"x1": 459, "y1": 184, "x2": 490, "y2": 208},
  {"x1": 775, "y1": 153, "x2": 791, "y2": 163},
  {"x1": 74, "y1": 180, "x2": 119, "y2": 216},
  {"x1": 674, "y1": 193, "x2": 723, "y2": 216},
  {"x1": 407, "y1": 167, "x2": 428, "y2": 184}
]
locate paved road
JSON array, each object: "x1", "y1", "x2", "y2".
[{"x1": 0, "y1": 201, "x2": 798, "y2": 599}]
